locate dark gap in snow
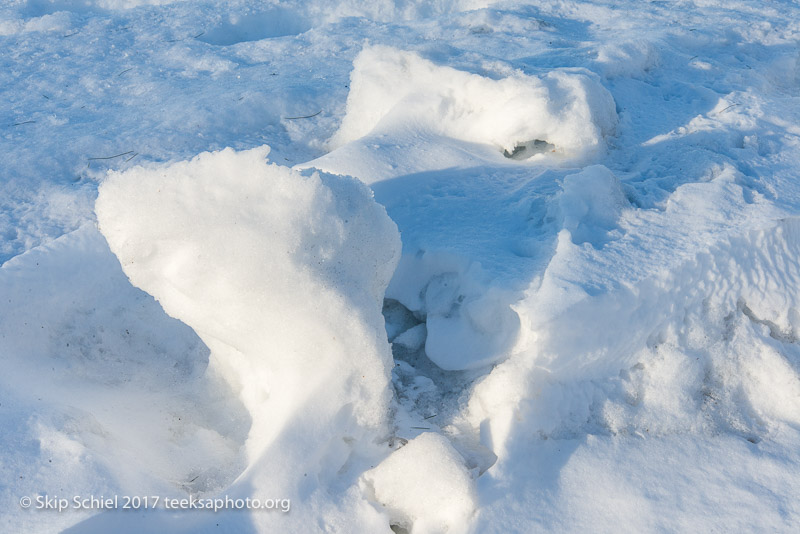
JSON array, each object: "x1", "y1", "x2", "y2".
[
  {"x1": 503, "y1": 139, "x2": 555, "y2": 160},
  {"x1": 383, "y1": 299, "x2": 480, "y2": 394},
  {"x1": 383, "y1": 298, "x2": 423, "y2": 342},
  {"x1": 738, "y1": 299, "x2": 798, "y2": 344},
  {"x1": 382, "y1": 298, "x2": 492, "y2": 439}
]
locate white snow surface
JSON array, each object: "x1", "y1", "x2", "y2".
[
  {"x1": 3, "y1": 0, "x2": 800, "y2": 533},
  {"x1": 362, "y1": 432, "x2": 477, "y2": 534}
]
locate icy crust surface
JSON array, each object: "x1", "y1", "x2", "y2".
[{"x1": 95, "y1": 146, "x2": 401, "y2": 532}]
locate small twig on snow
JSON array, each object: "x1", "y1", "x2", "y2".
[
  {"x1": 284, "y1": 110, "x2": 322, "y2": 120},
  {"x1": 166, "y1": 31, "x2": 205, "y2": 43},
  {"x1": 88, "y1": 151, "x2": 134, "y2": 161}
]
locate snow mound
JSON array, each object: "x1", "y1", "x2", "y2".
[
  {"x1": 330, "y1": 45, "x2": 617, "y2": 158},
  {"x1": 96, "y1": 146, "x2": 402, "y2": 530},
  {"x1": 470, "y1": 186, "x2": 800, "y2": 455},
  {"x1": 467, "y1": 212, "x2": 800, "y2": 531},
  {"x1": 362, "y1": 432, "x2": 476, "y2": 534}
]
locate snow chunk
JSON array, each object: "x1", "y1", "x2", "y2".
[
  {"x1": 555, "y1": 164, "x2": 628, "y2": 246},
  {"x1": 393, "y1": 323, "x2": 427, "y2": 352},
  {"x1": 330, "y1": 45, "x2": 617, "y2": 158},
  {"x1": 96, "y1": 146, "x2": 400, "y2": 478},
  {"x1": 362, "y1": 432, "x2": 476, "y2": 533},
  {"x1": 386, "y1": 252, "x2": 520, "y2": 371}
]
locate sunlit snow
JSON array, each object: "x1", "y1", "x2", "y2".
[{"x1": 2, "y1": 1, "x2": 800, "y2": 533}]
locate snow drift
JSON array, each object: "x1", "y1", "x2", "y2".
[
  {"x1": 469, "y1": 173, "x2": 800, "y2": 461},
  {"x1": 0, "y1": 226, "x2": 250, "y2": 534}
]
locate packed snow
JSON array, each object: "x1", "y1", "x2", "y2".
[
  {"x1": 362, "y1": 432, "x2": 476, "y2": 533},
  {"x1": 2, "y1": 0, "x2": 800, "y2": 533},
  {"x1": 328, "y1": 44, "x2": 617, "y2": 158}
]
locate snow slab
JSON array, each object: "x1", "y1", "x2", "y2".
[
  {"x1": 362, "y1": 432, "x2": 477, "y2": 534},
  {"x1": 92, "y1": 145, "x2": 403, "y2": 532}
]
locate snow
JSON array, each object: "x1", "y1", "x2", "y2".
[
  {"x1": 362, "y1": 432, "x2": 476, "y2": 534},
  {"x1": 3, "y1": 0, "x2": 800, "y2": 532},
  {"x1": 95, "y1": 146, "x2": 401, "y2": 532},
  {"x1": 555, "y1": 164, "x2": 628, "y2": 246},
  {"x1": 0, "y1": 225, "x2": 249, "y2": 534},
  {"x1": 328, "y1": 44, "x2": 617, "y2": 160}
]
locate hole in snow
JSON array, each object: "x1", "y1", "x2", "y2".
[
  {"x1": 382, "y1": 294, "x2": 499, "y2": 478},
  {"x1": 382, "y1": 298, "x2": 486, "y2": 426},
  {"x1": 383, "y1": 298, "x2": 424, "y2": 342},
  {"x1": 503, "y1": 139, "x2": 556, "y2": 160}
]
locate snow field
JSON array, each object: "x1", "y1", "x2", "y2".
[{"x1": 2, "y1": 0, "x2": 800, "y2": 532}]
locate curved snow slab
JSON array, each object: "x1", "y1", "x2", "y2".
[
  {"x1": 93, "y1": 146, "x2": 402, "y2": 532},
  {"x1": 330, "y1": 45, "x2": 616, "y2": 159}
]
